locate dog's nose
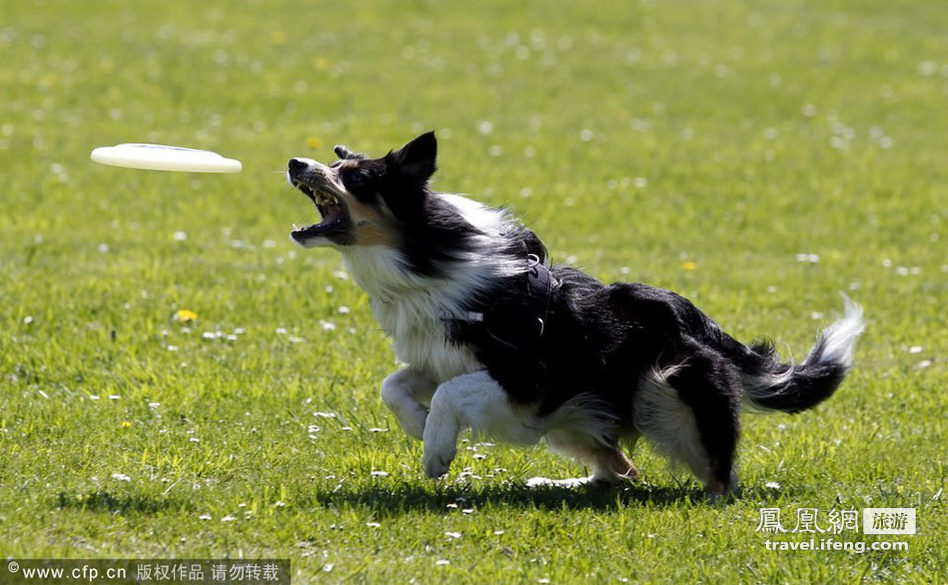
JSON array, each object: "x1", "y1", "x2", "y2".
[{"x1": 288, "y1": 158, "x2": 309, "y2": 174}]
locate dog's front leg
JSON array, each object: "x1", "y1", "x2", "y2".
[
  {"x1": 380, "y1": 367, "x2": 437, "y2": 440},
  {"x1": 422, "y1": 370, "x2": 543, "y2": 478}
]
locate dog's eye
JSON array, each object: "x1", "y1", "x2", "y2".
[{"x1": 343, "y1": 169, "x2": 369, "y2": 189}]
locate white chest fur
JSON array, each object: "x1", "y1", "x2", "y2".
[
  {"x1": 340, "y1": 245, "x2": 484, "y2": 384},
  {"x1": 334, "y1": 193, "x2": 531, "y2": 383},
  {"x1": 370, "y1": 295, "x2": 482, "y2": 383}
]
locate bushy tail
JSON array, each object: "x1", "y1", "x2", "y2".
[{"x1": 739, "y1": 295, "x2": 865, "y2": 414}]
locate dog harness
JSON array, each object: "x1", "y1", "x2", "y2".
[
  {"x1": 458, "y1": 254, "x2": 558, "y2": 348},
  {"x1": 525, "y1": 253, "x2": 555, "y2": 337}
]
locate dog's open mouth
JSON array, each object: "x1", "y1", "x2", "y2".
[{"x1": 290, "y1": 180, "x2": 351, "y2": 241}]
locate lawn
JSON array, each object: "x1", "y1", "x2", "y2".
[{"x1": 1, "y1": 0, "x2": 945, "y2": 582}]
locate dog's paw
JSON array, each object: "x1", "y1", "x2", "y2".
[
  {"x1": 422, "y1": 449, "x2": 454, "y2": 479},
  {"x1": 621, "y1": 463, "x2": 641, "y2": 482},
  {"x1": 705, "y1": 472, "x2": 740, "y2": 505},
  {"x1": 707, "y1": 489, "x2": 738, "y2": 506}
]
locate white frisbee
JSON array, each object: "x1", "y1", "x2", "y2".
[{"x1": 90, "y1": 143, "x2": 242, "y2": 173}]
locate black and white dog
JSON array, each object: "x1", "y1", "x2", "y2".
[{"x1": 286, "y1": 132, "x2": 864, "y2": 497}]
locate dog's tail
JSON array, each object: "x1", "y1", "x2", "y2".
[{"x1": 728, "y1": 295, "x2": 865, "y2": 414}]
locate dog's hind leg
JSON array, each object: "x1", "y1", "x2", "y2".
[
  {"x1": 525, "y1": 443, "x2": 636, "y2": 489},
  {"x1": 634, "y1": 351, "x2": 741, "y2": 498},
  {"x1": 594, "y1": 445, "x2": 640, "y2": 482},
  {"x1": 583, "y1": 445, "x2": 639, "y2": 483},
  {"x1": 422, "y1": 370, "x2": 543, "y2": 478},
  {"x1": 380, "y1": 367, "x2": 437, "y2": 440},
  {"x1": 543, "y1": 433, "x2": 639, "y2": 485},
  {"x1": 620, "y1": 429, "x2": 642, "y2": 480}
]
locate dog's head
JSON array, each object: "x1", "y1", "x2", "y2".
[{"x1": 287, "y1": 132, "x2": 437, "y2": 248}]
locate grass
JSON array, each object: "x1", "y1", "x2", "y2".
[{"x1": 1, "y1": 0, "x2": 946, "y2": 582}]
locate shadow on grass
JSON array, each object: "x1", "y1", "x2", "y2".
[
  {"x1": 298, "y1": 481, "x2": 711, "y2": 515},
  {"x1": 298, "y1": 479, "x2": 806, "y2": 515},
  {"x1": 56, "y1": 490, "x2": 191, "y2": 515}
]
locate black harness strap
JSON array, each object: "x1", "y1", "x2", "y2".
[
  {"x1": 446, "y1": 255, "x2": 558, "y2": 350},
  {"x1": 526, "y1": 253, "x2": 554, "y2": 337}
]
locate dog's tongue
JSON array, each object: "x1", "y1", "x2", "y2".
[{"x1": 319, "y1": 202, "x2": 346, "y2": 226}]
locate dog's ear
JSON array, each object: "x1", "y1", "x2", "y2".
[
  {"x1": 333, "y1": 145, "x2": 367, "y2": 160},
  {"x1": 387, "y1": 131, "x2": 437, "y2": 186},
  {"x1": 378, "y1": 132, "x2": 437, "y2": 222}
]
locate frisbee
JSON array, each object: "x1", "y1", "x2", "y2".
[{"x1": 90, "y1": 143, "x2": 242, "y2": 173}]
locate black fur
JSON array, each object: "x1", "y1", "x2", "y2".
[
  {"x1": 452, "y1": 256, "x2": 852, "y2": 488},
  {"x1": 397, "y1": 134, "x2": 855, "y2": 490},
  {"x1": 288, "y1": 131, "x2": 863, "y2": 492}
]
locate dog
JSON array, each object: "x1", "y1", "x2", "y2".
[{"x1": 286, "y1": 131, "x2": 865, "y2": 497}]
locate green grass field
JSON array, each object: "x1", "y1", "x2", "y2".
[{"x1": 1, "y1": 0, "x2": 946, "y2": 582}]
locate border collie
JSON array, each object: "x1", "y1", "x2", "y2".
[{"x1": 286, "y1": 131, "x2": 865, "y2": 497}]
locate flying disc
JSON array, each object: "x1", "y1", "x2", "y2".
[{"x1": 90, "y1": 143, "x2": 242, "y2": 173}]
